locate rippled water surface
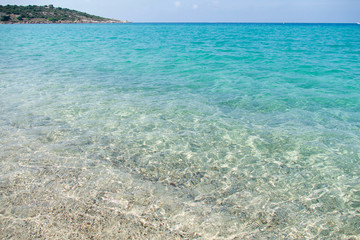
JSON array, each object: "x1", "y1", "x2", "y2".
[{"x1": 1, "y1": 23, "x2": 360, "y2": 239}]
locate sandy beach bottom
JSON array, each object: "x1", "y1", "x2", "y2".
[
  {"x1": 1, "y1": 117, "x2": 359, "y2": 240},
  {"x1": 0, "y1": 125, "x2": 206, "y2": 239},
  {"x1": 0, "y1": 123, "x2": 258, "y2": 239}
]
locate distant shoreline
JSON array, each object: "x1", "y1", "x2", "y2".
[
  {"x1": 2, "y1": 22, "x2": 358, "y2": 25},
  {"x1": 0, "y1": 5, "x2": 130, "y2": 24},
  {"x1": 0, "y1": 20, "x2": 131, "y2": 24}
]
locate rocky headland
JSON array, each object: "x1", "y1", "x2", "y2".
[{"x1": 0, "y1": 5, "x2": 129, "y2": 24}]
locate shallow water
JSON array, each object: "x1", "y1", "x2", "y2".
[{"x1": 1, "y1": 23, "x2": 360, "y2": 239}]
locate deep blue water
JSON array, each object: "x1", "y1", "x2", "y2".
[{"x1": 1, "y1": 23, "x2": 360, "y2": 238}]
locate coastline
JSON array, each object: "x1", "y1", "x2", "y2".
[
  {"x1": 0, "y1": 20, "x2": 131, "y2": 24},
  {"x1": 0, "y1": 5, "x2": 130, "y2": 24}
]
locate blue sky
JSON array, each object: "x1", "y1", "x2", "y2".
[{"x1": 1, "y1": 0, "x2": 359, "y2": 23}]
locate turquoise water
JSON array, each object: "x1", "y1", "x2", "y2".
[{"x1": 1, "y1": 23, "x2": 360, "y2": 239}]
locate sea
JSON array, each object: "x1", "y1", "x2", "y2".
[{"x1": 0, "y1": 23, "x2": 360, "y2": 239}]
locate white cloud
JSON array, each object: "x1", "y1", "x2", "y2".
[
  {"x1": 174, "y1": 1, "x2": 181, "y2": 7},
  {"x1": 193, "y1": 4, "x2": 198, "y2": 9}
]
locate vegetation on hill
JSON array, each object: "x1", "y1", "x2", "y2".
[{"x1": 0, "y1": 5, "x2": 128, "y2": 23}]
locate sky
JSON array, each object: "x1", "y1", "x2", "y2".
[{"x1": 1, "y1": 0, "x2": 359, "y2": 23}]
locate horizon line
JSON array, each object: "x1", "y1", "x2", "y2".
[{"x1": 130, "y1": 21, "x2": 359, "y2": 24}]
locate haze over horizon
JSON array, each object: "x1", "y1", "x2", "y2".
[{"x1": 1, "y1": 0, "x2": 359, "y2": 23}]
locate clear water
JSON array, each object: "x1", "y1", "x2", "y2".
[{"x1": 1, "y1": 23, "x2": 360, "y2": 239}]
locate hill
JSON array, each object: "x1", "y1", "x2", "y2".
[{"x1": 0, "y1": 5, "x2": 129, "y2": 24}]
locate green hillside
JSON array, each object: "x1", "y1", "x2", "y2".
[{"x1": 0, "y1": 5, "x2": 128, "y2": 23}]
